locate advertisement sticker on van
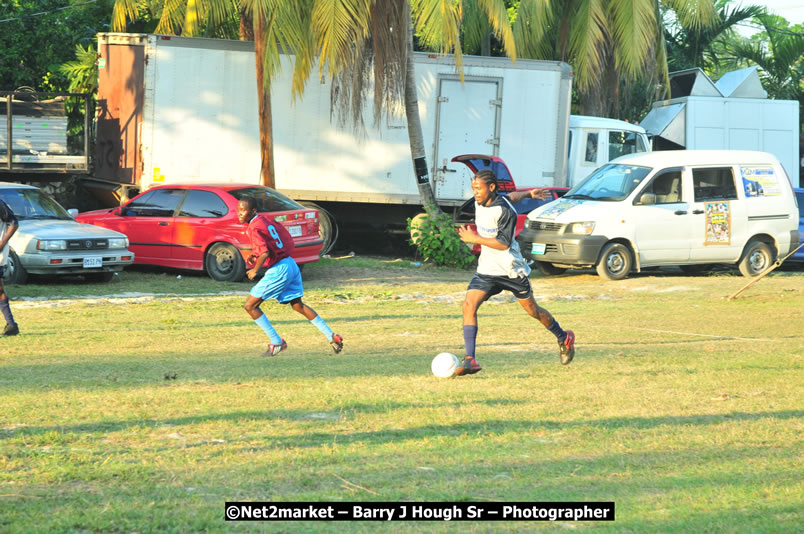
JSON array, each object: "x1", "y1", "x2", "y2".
[
  {"x1": 740, "y1": 166, "x2": 780, "y2": 197},
  {"x1": 539, "y1": 199, "x2": 584, "y2": 219},
  {"x1": 705, "y1": 202, "x2": 731, "y2": 246}
]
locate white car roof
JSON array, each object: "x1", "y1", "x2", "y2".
[
  {"x1": 569, "y1": 115, "x2": 646, "y2": 133},
  {"x1": 611, "y1": 149, "x2": 781, "y2": 167}
]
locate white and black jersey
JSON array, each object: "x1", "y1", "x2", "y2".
[
  {"x1": 0, "y1": 199, "x2": 18, "y2": 267},
  {"x1": 475, "y1": 194, "x2": 530, "y2": 278}
]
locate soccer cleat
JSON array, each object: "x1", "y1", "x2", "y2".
[
  {"x1": 262, "y1": 339, "x2": 287, "y2": 357},
  {"x1": 330, "y1": 333, "x2": 344, "y2": 354},
  {"x1": 455, "y1": 356, "x2": 482, "y2": 376},
  {"x1": 559, "y1": 330, "x2": 575, "y2": 365},
  {"x1": 3, "y1": 323, "x2": 19, "y2": 336}
]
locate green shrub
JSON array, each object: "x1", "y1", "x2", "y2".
[{"x1": 407, "y1": 210, "x2": 476, "y2": 268}]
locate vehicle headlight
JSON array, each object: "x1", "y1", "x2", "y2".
[
  {"x1": 567, "y1": 222, "x2": 595, "y2": 235},
  {"x1": 36, "y1": 239, "x2": 67, "y2": 251},
  {"x1": 108, "y1": 237, "x2": 128, "y2": 249}
]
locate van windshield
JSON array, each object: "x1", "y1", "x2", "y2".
[{"x1": 564, "y1": 163, "x2": 652, "y2": 201}]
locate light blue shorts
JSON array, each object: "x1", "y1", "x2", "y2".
[{"x1": 250, "y1": 257, "x2": 304, "y2": 304}]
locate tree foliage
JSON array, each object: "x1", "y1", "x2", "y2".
[
  {"x1": 510, "y1": 0, "x2": 717, "y2": 119},
  {"x1": 0, "y1": 0, "x2": 115, "y2": 91}
]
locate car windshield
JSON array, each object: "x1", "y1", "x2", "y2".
[
  {"x1": 0, "y1": 188, "x2": 72, "y2": 220},
  {"x1": 564, "y1": 163, "x2": 652, "y2": 201},
  {"x1": 229, "y1": 187, "x2": 304, "y2": 212}
]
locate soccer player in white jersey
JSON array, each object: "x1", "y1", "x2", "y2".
[{"x1": 455, "y1": 170, "x2": 575, "y2": 375}]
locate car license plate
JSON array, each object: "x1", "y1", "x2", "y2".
[
  {"x1": 289, "y1": 225, "x2": 302, "y2": 237},
  {"x1": 531, "y1": 243, "x2": 546, "y2": 255},
  {"x1": 83, "y1": 256, "x2": 102, "y2": 268}
]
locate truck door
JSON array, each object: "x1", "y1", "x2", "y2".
[
  {"x1": 575, "y1": 129, "x2": 601, "y2": 186},
  {"x1": 434, "y1": 77, "x2": 501, "y2": 201}
]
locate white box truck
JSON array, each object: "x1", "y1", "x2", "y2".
[
  {"x1": 93, "y1": 33, "x2": 647, "y2": 240},
  {"x1": 641, "y1": 67, "x2": 800, "y2": 186}
]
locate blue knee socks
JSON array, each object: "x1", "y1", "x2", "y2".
[
  {"x1": 548, "y1": 318, "x2": 567, "y2": 343},
  {"x1": 463, "y1": 325, "x2": 478, "y2": 357},
  {"x1": 0, "y1": 297, "x2": 15, "y2": 327},
  {"x1": 254, "y1": 314, "x2": 282, "y2": 344},
  {"x1": 310, "y1": 315, "x2": 334, "y2": 341}
]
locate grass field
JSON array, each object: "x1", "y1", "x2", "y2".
[{"x1": 1, "y1": 258, "x2": 802, "y2": 532}]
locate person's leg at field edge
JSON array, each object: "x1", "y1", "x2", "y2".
[
  {"x1": 244, "y1": 295, "x2": 286, "y2": 356},
  {"x1": 458, "y1": 289, "x2": 487, "y2": 375},
  {"x1": 0, "y1": 273, "x2": 18, "y2": 336},
  {"x1": 288, "y1": 297, "x2": 343, "y2": 353},
  {"x1": 517, "y1": 295, "x2": 574, "y2": 365}
]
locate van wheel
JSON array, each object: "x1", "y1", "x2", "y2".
[
  {"x1": 738, "y1": 240, "x2": 774, "y2": 277},
  {"x1": 3, "y1": 250, "x2": 27, "y2": 285},
  {"x1": 596, "y1": 243, "x2": 632, "y2": 281},
  {"x1": 535, "y1": 261, "x2": 567, "y2": 276},
  {"x1": 205, "y1": 243, "x2": 246, "y2": 281}
]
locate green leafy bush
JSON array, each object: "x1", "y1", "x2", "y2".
[{"x1": 407, "y1": 210, "x2": 476, "y2": 268}]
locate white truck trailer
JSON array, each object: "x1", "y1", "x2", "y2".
[
  {"x1": 93, "y1": 33, "x2": 646, "y2": 240},
  {"x1": 641, "y1": 67, "x2": 800, "y2": 186}
]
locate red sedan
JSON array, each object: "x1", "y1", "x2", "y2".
[
  {"x1": 451, "y1": 154, "x2": 569, "y2": 254},
  {"x1": 76, "y1": 184, "x2": 323, "y2": 281}
]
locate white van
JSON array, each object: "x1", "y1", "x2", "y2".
[{"x1": 516, "y1": 150, "x2": 800, "y2": 279}]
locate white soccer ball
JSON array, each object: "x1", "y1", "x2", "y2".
[{"x1": 431, "y1": 352, "x2": 460, "y2": 378}]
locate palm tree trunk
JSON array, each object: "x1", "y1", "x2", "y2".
[
  {"x1": 253, "y1": 14, "x2": 275, "y2": 188},
  {"x1": 239, "y1": 8, "x2": 253, "y2": 41},
  {"x1": 404, "y1": 13, "x2": 439, "y2": 216}
]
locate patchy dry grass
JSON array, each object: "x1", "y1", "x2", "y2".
[{"x1": 1, "y1": 260, "x2": 802, "y2": 532}]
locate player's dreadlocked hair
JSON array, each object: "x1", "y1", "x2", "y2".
[{"x1": 473, "y1": 169, "x2": 498, "y2": 189}]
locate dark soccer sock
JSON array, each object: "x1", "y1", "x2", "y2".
[
  {"x1": 548, "y1": 318, "x2": 567, "y2": 343},
  {"x1": 0, "y1": 297, "x2": 16, "y2": 327},
  {"x1": 463, "y1": 325, "x2": 478, "y2": 357}
]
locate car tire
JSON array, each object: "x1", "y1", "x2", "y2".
[
  {"x1": 85, "y1": 272, "x2": 115, "y2": 283},
  {"x1": 535, "y1": 261, "x2": 567, "y2": 276},
  {"x1": 738, "y1": 240, "x2": 774, "y2": 277},
  {"x1": 300, "y1": 202, "x2": 338, "y2": 256},
  {"x1": 205, "y1": 242, "x2": 246, "y2": 282},
  {"x1": 596, "y1": 242, "x2": 632, "y2": 281},
  {"x1": 3, "y1": 250, "x2": 28, "y2": 285}
]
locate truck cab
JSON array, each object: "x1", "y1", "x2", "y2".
[{"x1": 567, "y1": 115, "x2": 650, "y2": 187}]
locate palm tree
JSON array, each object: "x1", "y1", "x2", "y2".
[
  {"x1": 511, "y1": 0, "x2": 718, "y2": 117},
  {"x1": 59, "y1": 44, "x2": 99, "y2": 94},
  {"x1": 111, "y1": 0, "x2": 311, "y2": 188},
  {"x1": 112, "y1": 0, "x2": 515, "y2": 210},
  {"x1": 663, "y1": 1, "x2": 766, "y2": 74},
  {"x1": 302, "y1": 0, "x2": 515, "y2": 216},
  {"x1": 728, "y1": 14, "x2": 804, "y2": 105}
]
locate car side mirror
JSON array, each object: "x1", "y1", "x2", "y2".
[
  {"x1": 112, "y1": 207, "x2": 122, "y2": 216},
  {"x1": 638, "y1": 192, "x2": 656, "y2": 205},
  {"x1": 67, "y1": 208, "x2": 78, "y2": 218}
]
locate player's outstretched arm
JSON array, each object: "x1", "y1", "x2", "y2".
[{"x1": 507, "y1": 188, "x2": 549, "y2": 204}]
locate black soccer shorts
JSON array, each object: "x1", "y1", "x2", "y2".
[{"x1": 467, "y1": 272, "x2": 533, "y2": 300}]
